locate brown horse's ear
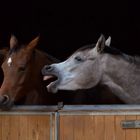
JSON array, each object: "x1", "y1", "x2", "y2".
[
  {"x1": 95, "y1": 34, "x2": 105, "y2": 53},
  {"x1": 26, "y1": 36, "x2": 40, "y2": 51},
  {"x1": 10, "y1": 35, "x2": 18, "y2": 49}
]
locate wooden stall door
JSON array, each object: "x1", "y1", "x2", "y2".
[
  {"x1": 0, "y1": 114, "x2": 52, "y2": 140},
  {"x1": 59, "y1": 114, "x2": 140, "y2": 140}
]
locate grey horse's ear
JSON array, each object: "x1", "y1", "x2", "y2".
[
  {"x1": 105, "y1": 36, "x2": 111, "y2": 46},
  {"x1": 95, "y1": 34, "x2": 106, "y2": 53},
  {"x1": 10, "y1": 35, "x2": 18, "y2": 49}
]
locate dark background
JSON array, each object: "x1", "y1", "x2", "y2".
[{"x1": 0, "y1": 1, "x2": 140, "y2": 60}]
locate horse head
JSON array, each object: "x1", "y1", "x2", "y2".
[{"x1": 0, "y1": 35, "x2": 58, "y2": 109}]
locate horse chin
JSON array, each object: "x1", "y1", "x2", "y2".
[{"x1": 47, "y1": 80, "x2": 59, "y2": 93}]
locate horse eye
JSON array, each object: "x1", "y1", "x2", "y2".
[
  {"x1": 75, "y1": 56, "x2": 83, "y2": 62},
  {"x1": 19, "y1": 66, "x2": 26, "y2": 72}
]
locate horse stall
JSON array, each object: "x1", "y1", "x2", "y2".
[
  {"x1": 0, "y1": 106, "x2": 58, "y2": 140},
  {"x1": 58, "y1": 105, "x2": 140, "y2": 140},
  {"x1": 1, "y1": 105, "x2": 140, "y2": 140}
]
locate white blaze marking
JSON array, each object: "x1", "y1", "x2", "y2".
[{"x1": 7, "y1": 57, "x2": 12, "y2": 67}]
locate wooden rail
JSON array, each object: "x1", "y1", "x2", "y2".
[{"x1": 59, "y1": 105, "x2": 140, "y2": 115}]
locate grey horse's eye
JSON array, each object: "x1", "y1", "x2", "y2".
[{"x1": 74, "y1": 56, "x2": 84, "y2": 62}]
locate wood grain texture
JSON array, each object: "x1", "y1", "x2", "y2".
[
  {"x1": 73, "y1": 115, "x2": 85, "y2": 140},
  {"x1": 0, "y1": 115, "x2": 51, "y2": 140},
  {"x1": 125, "y1": 116, "x2": 137, "y2": 140},
  {"x1": 60, "y1": 116, "x2": 74, "y2": 140},
  {"x1": 59, "y1": 114, "x2": 140, "y2": 140},
  {"x1": 83, "y1": 115, "x2": 95, "y2": 140},
  {"x1": 115, "y1": 116, "x2": 125, "y2": 140},
  {"x1": 94, "y1": 116, "x2": 105, "y2": 140},
  {"x1": 137, "y1": 116, "x2": 140, "y2": 140},
  {"x1": 104, "y1": 116, "x2": 115, "y2": 140}
]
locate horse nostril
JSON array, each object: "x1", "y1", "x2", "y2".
[
  {"x1": 2, "y1": 95, "x2": 10, "y2": 105},
  {"x1": 42, "y1": 65, "x2": 53, "y2": 75},
  {"x1": 45, "y1": 65, "x2": 52, "y2": 70},
  {"x1": 0, "y1": 95, "x2": 9, "y2": 105}
]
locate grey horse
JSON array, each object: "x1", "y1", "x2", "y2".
[{"x1": 42, "y1": 35, "x2": 140, "y2": 104}]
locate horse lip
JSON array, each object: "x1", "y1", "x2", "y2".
[{"x1": 43, "y1": 73, "x2": 60, "y2": 93}]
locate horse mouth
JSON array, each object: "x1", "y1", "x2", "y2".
[{"x1": 43, "y1": 74, "x2": 59, "y2": 93}]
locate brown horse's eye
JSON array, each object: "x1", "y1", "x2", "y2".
[{"x1": 19, "y1": 66, "x2": 26, "y2": 72}]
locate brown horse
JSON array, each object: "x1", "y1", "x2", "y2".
[{"x1": 0, "y1": 35, "x2": 61, "y2": 109}]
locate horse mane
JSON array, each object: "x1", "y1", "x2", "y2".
[
  {"x1": 104, "y1": 46, "x2": 140, "y2": 65},
  {"x1": 76, "y1": 43, "x2": 140, "y2": 65}
]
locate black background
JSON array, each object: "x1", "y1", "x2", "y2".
[{"x1": 0, "y1": 1, "x2": 140, "y2": 60}]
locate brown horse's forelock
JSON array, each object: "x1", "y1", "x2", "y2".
[
  {"x1": 8, "y1": 45, "x2": 25, "y2": 56},
  {"x1": 8, "y1": 45, "x2": 59, "y2": 63}
]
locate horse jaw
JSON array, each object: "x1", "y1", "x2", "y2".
[
  {"x1": 46, "y1": 73, "x2": 93, "y2": 93},
  {"x1": 47, "y1": 82, "x2": 58, "y2": 93}
]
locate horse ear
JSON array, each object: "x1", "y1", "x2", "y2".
[
  {"x1": 26, "y1": 36, "x2": 40, "y2": 51},
  {"x1": 10, "y1": 35, "x2": 18, "y2": 49},
  {"x1": 95, "y1": 34, "x2": 106, "y2": 53},
  {"x1": 105, "y1": 36, "x2": 111, "y2": 46}
]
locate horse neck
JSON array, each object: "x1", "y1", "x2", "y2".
[
  {"x1": 24, "y1": 50, "x2": 58, "y2": 104},
  {"x1": 101, "y1": 54, "x2": 140, "y2": 103},
  {"x1": 32, "y1": 49, "x2": 58, "y2": 87}
]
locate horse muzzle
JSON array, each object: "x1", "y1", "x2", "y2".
[
  {"x1": 0, "y1": 95, "x2": 14, "y2": 110},
  {"x1": 41, "y1": 65, "x2": 54, "y2": 75}
]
